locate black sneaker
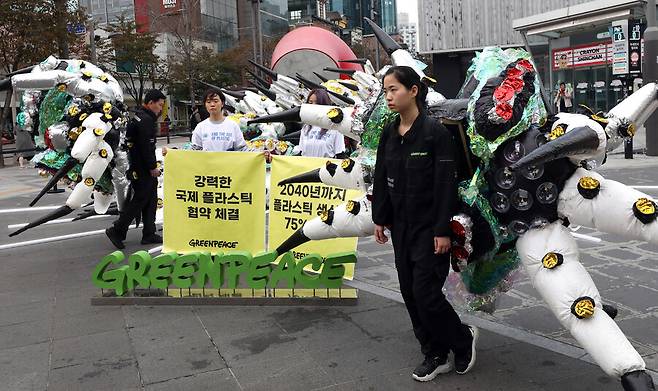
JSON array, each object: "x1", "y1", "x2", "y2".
[
  {"x1": 454, "y1": 325, "x2": 479, "y2": 375},
  {"x1": 105, "y1": 227, "x2": 125, "y2": 249},
  {"x1": 141, "y1": 233, "x2": 163, "y2": 245},
  {"x1": 412, "y1": 355, "x2": 451, "y2": 382}
]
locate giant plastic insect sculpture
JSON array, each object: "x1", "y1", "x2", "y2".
[
  {"x1": 247, "y1": 18, "x2": 657, "y2": 391},
  {"x1": 2, "y1": 56, "x2": 131, "y2": 237}
]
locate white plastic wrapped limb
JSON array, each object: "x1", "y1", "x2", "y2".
[
  {"x1": 70, "y1": 113, "x2": 112, "y2": 162},
  {"x1": 67, "y1": 140, "x2": 114, "y2": 209},
  {"x1": 299, "y1": 104, "x2": 358, "y2": 141},
  {"x1": 516, "y1": 221, "x2": 645, "y2": 378},
  {"x1": 93, "y1": 190, "x2": 114, "y2": 214},
  {"x1": 552, "y1": 113, "x2": 608, "y2": 166},
  {"x1": 302, "y1": 195, "x2": 374, "y2": 240},
  {"x1": 558, "y1": 168, "x2": 658, "y2": 245},
  {"x1": 317, "y1": 160, "x2": 367, "y2": 191}
]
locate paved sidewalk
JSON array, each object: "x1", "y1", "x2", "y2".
[{"x1": 0, "y1": 146, "x2": 656, "y2": 390}]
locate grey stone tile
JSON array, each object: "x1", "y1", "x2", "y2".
[
  {"x1": 135, "y1": 339, "x2": 226, "y2": 385},
  {"x1": 602, "y1": 284, "x2": 658, "y2": 312},
  {"x1": 269, "y1": 306, "x2": 346, "y2": 330},
  {"x1": 495, "y1": 305, "x2": 563, "y2": 335},
  {"x1": 145, "y1": 368, "x2": 241, "y2": 391},
  {"x1": 348, "y1": 304, "x2": 411, "y2": 339},
  {"x1": 53, "y1": 306, "x2": 126, "y2": 340},
  {"x1": 339, "y1": 290, "x2": 401, "y2": 315},
  {"x1": 123, "y1": 305, "x2": 195, "y2": 329},
  {"x1": 0, "y1": 318, "x2": 51, "y2": 350},
  {"x1": 53, "y1": 295, "x2": 97, "y2": 317},
  {"x1": 51, "y1": 330, "x2": 132, "y2": 369},
  {"x1": 0, "y1": 299, "x2": 52, "y2": 327},
  {"x1": 197, "y1": 306, "x2": 282, "y2": 337},
  {"x1": 231, "y1": 352, "x2": 334, "y2": 391},
  {"x1": 282, "y1": 316, "x2": 373, "y2": 352},
  {"x1": 599, "y1": 248, "x2": 643, "y2": 260},
  {"x1": 539, "y1": 372, "x2": 619, "y2": 391},
  {"x1": 48, "y1": 355, "x2": 140, "y2": 391},
  {"x1": 128, "y1": 317, "x2": 208, "y2": 353},
  {"x1": 616, "y1": 315, "x2": 658, "y2": 348},
  {"x1": 307, "y1": 337, "x2": 412, "y2": 383},
  {"x1": 644, "y1": 353, "x2": 658, "y2": 372},
  {"x1": 0, "y1": 289, "x2": 54, "y2": 307},
  {"x1": 211, "y1": 328, "x2": 305, "y2": 366},
  {"x1": 0, "y1": 342, "x2": 49, "y2": 391}
]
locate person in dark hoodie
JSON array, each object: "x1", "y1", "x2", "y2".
[
  {"x1": 105, "y1": 89, "x2": 166, "y2": 249},
  {"x1": 372, "y1": 66, "x2": 478, "y2": 382}
]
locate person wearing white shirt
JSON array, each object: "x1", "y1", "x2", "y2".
[
  {"x1": 296, "y1": 89, "x2": 347, "y2": 158},
  {"x1": 191, "y1": 88, "x2": 246, "y2": 152}
]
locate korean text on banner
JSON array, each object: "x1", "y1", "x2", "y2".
[
  {"x1": 268, "y1": 155, "x2": 364, "y2": 280},
  {"x1": 163, "y1": 150, "x2": 266, "y2": 255}
]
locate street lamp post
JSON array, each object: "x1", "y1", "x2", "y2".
[{"x1": 645, "y1": 0, "x2": 658, "y2": 155}]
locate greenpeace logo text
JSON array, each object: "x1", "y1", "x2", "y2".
[{"x1": 188, "y1": 239, "x2": 238, "y2": 249}]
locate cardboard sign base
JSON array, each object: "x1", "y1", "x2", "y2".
[{"x1": 91, "y1": 288, "x2": 358, "y2": 306}]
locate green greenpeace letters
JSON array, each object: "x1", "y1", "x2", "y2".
[{"x1": 92, "y1": 250, "x2": 357, "y2": 295}]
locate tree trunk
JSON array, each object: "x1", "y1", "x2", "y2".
[{"x1": 54, "y1": 0, "x2": 69, "y2": 59}]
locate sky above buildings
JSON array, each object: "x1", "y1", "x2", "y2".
[{"x1": 396, "y1": 0, "x2": 418, "y2": 25}]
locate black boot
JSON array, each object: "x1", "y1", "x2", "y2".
[{"x1": 621, "y1": 370, "x2": 656, "y2": 391}]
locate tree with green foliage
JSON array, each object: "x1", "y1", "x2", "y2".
[
  {"x1": 96, "y1": 15, "x2": 162, "y2": 106},
  {"x1": 0, "y1": 0, "x2": 88, "y2": 166},
  {"x1": 167, "y1": 46, "x2": 240, "y2": 103}
]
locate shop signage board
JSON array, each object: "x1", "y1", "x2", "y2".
[
  {"x1": 612, "y1": 19, "x2": 629, "y2": 75},
  {"x1": 628, "y1": 20, "x2": 644, "y2": 75},
  {"x1": 552, "y1": 42, "x2": 613, "y2": 70}
]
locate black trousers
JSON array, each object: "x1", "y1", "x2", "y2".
[
  {"x1": 113, "y1": 176, "x2": 157, "y2": 239},
  {"x1": 392, "y1": 222, "x2": 472, "y2": 358}
]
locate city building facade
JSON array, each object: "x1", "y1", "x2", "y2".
[
  {"x1": 418, "y1": 0, "x2": 652, "y2": 115},
  {"x1": 398, "y1": 12, "x2": 417, "y2": 53}
]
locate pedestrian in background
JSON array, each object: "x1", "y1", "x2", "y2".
[{"x1": 554, "y1": 82, "x2": 572, "y2": 113}]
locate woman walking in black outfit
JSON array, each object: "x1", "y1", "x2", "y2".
[{"x1": 372, "y1": 66, "x2": 478, "y2": 382}]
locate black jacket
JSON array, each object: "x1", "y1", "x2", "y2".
[
  {"x1": 372, "y1": 112, "x2": 458, "y2": 237},
  {"x1": 126, "y1": 107, "x2": 158, "y2": 178}
]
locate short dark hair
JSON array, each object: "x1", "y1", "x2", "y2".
[
  {"x1": 203, "y1": 88, "x2": 225, "y2": 104},
  {"x1": 144, "y1": 89, "x2": 166, "y2": 104}
]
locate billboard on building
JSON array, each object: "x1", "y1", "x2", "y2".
[
  {"x1": 612, "y1": 19, "x2": 629, "y2": 75},
  {"x1": 552, "y1": 42, "x2": 612, "y2": 70},
  {"x1": 161, "y1": 0, "x2": 182, "y2": 13},
  {"x1": 628, "y1": 20, "x2": 643, "y2": 75}
]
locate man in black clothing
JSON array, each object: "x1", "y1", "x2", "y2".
[{"x1": 106, "y1": 89, "x2": 166, "y2": 249}]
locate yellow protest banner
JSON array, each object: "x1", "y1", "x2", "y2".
[
  {"x1": 268, "y1": 155, "x2": 363, "y2": 280},
  {"x1": 163, "y1": 150, "x2": 266, "y2": 255}
]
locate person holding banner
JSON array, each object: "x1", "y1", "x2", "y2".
[
  {"x1": 297, "y1": 89, "x2": 348, "y2": 158},
  {"x1": 372, "y1": 66, "x2": 478, "y2": 382},
  {"x1": 191, "y1": 88, "x2": 247, "y2": 152}
]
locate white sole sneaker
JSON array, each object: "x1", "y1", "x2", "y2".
[
  {"x1": 456, "y1": 325, "x2": 479, "y2": 375},
  {"x1": 412, "y1": 361, "x2": 452, "y2": 382}
]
